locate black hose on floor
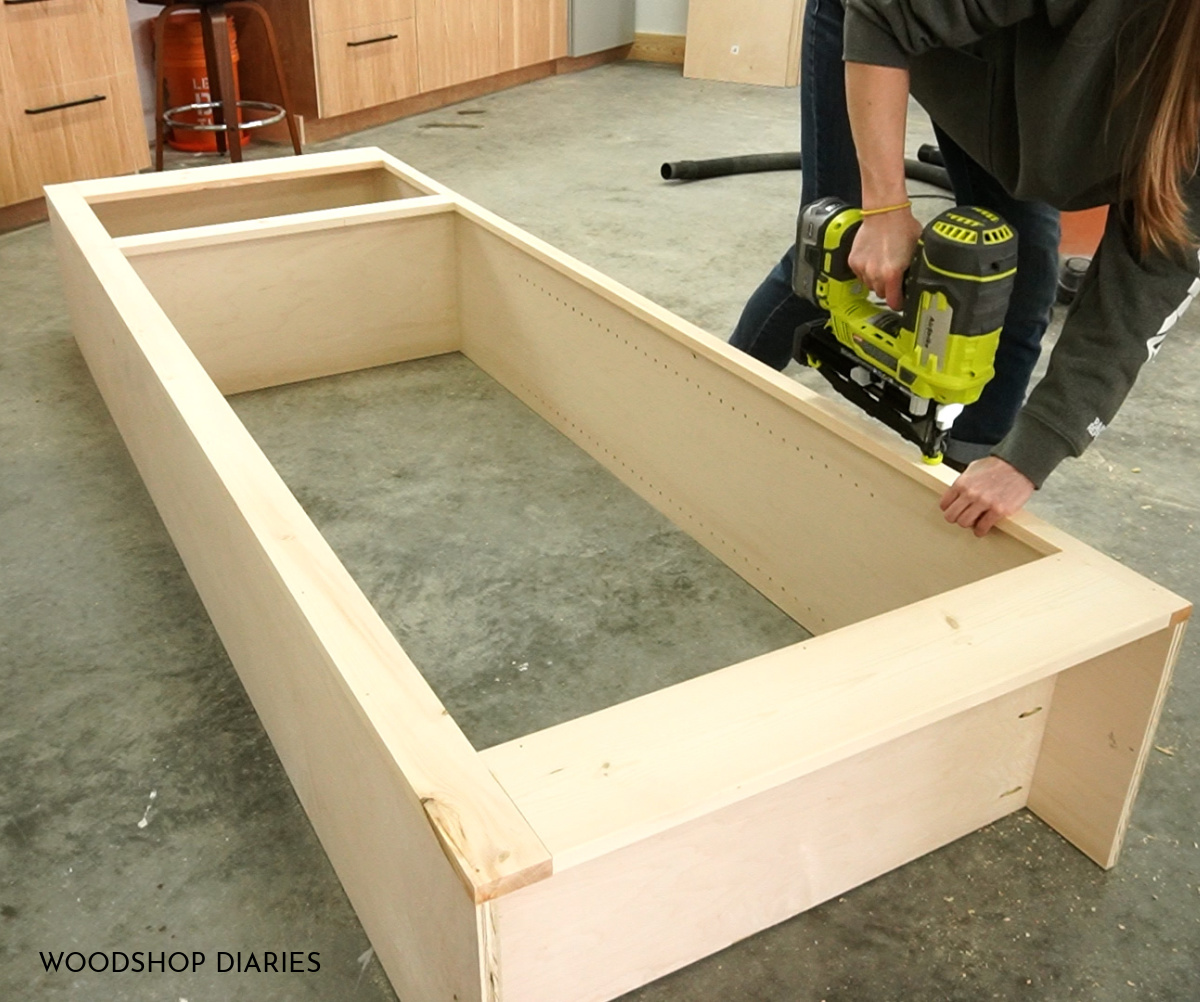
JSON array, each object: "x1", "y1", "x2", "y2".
[
  {"x1": 902, "y1": 158, "x2": 952, "y2": 191},
  {"x1": 659, "y1": 151, "x2": 954, "y2": 193},
  {"x1": 660, "y1": 152, "x2": 801, "y2": 181},
  {"x1": 917, "y1": 143, "x2": 945, "y2": 167}
]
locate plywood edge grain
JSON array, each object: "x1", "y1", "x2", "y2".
[{"x1": 59, "y1": 148, "x2": 396, "y2": 202}]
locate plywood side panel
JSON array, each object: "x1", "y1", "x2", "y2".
[
  {"x1": 455, "y1": 217, "x2": 1038, "y2": 637},
  {"x1": 90, "y1": 165, "x2": 425, "y2": 238},
  {"x1": 683, "y1": 0, "x2": 802, "y2": 87},
  {"x1": 128, "y1": 205, "x2": 460, "y2": 394},
  {"x1": 47, "y1": 189, "x2": 550, "y2": 905},
  {"x1": 495, "y1": 681, "x2": 1054, "y2": 1002},
  {"x1": 1028, "y1": 618, "x2": 1189, "y2": 868},
  {"x1": 484, "y1": 550, "x2": 1183, "y2": 869}
]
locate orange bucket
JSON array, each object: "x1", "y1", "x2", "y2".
[
  {"x1": 1059, "y1": 206, "x2": 1108, "y2": 258},
  {"x1": 160, "y1": 11, "x2": 250, "y2": 153}
]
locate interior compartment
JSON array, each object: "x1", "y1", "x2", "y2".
[
  {"x1": 90, "y1": 165, "x2": 427, "y2": 238},
  {"x1": 126, "y1": 205, "x2": 1043, "y2": 643}
]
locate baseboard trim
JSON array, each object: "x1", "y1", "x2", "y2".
[
  {"x1": 628, "y1": 32, "x2": 686, "y2": 65},
  {"x1": 0, "y1": 196, "x2": 48, "y2": 234},
  {"x1": 295, "y1": 46, "x2": 632, "y2": 145}
]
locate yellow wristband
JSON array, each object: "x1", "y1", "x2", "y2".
[{"x1": 860, "y1": 200, "x2": 912, "y2": 217}]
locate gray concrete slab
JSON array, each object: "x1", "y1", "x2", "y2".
[{"x1": 2, "y1": 61, "x2": 1198, "y2": 1002}]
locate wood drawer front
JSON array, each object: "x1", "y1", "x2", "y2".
[
  {"x1": 316, "y1": 20, "x2": 420, "y2": 119},
  {"x1": 312, "y1": 0, "x2": 416, "y2": 36},
  {"x1": 1, "y1": 0, "x2": 130, "y2": 98},
  {"x1": 5, "y1": 71, "x2": 149, "y2": 204}
]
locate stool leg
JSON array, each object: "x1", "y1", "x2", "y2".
[
  {"x1": 199, "y1": 4, "x2": 242, "y2": 162},
  {"x1": 230, "y1": 0, "x2": 302, "y2": 155},
  {"x1": 152, "y1": 7, "x2": 185, "y2": 171}
]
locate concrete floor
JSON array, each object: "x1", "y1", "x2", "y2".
[{"x1": 3, "y1": 61, "x2": 1199, "y2": 1001}]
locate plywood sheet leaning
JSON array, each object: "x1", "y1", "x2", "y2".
[
  {"x1": 47, "y1": 147, "x2": 1191, "y2": 1002},
  {"x1": 683, "y1": 0, "x2": 803, "y2": 87}
]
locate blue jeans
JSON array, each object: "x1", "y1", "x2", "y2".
[{"x1": 729, "y1": 0, "x2": 1061, "y2": 460}]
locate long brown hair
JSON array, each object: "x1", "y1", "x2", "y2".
[{"x1": 1122, "y1": 0, "x2": 1200, "y2": 257}]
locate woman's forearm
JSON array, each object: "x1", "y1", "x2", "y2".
[
  {"x1": 845, "y1": 61, "x2": 912, "y2": 209},
  {"x1": 843, "y1": 60, "x2": 921, "y2": 308}
]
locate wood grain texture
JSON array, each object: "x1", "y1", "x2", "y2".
[
  {"x1": 683, "y1": 0, "x2": 803, "y2": 87},
  {"x1": 499, "y1": 0, "x2": 567, "y2": 70},
  {"x1": 628, "y1": 32, "x2": 686, "y2": 64},
  {"x1": 1028, "y1": 619, "x2": 1190, "y2": 868},
  {"x1": 494, "y1": 680, "x2": 1054, "y2": 1002},
  {"x1": 315, "y1": 18, "x2": 421, "y2": 118},
  {"x1": 312, "y1": 0, "x2": 416, "y2": 36},
  {"x1": 415, "y1": 0, "x2": 502, "y2": 92},
  {"x1": 127, "y1": 205, "x2": 460, "y2": 393},
  {"x1": 2, "y1": 0, "x2": 129, "y2": 93},
  {"x1": 0, "y1": 0, "x2": 148, "y2": 206}
]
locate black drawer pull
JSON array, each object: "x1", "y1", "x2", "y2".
[
  {"x1": 4, "y1": 0, "x2": 55, "y2": 5},
  {"x1": 25, "y1": 94, "x2": 107, "y2": 115},
  {"x1": 347, "y1": 34, "x2": 398, "y2": 48}
]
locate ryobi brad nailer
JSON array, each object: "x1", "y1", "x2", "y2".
[{"x1": 792, "y1": 196, "x2": 1018, "y2": 463}]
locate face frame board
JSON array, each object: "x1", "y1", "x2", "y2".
[{"x1": 46, "y1": 148, "x2": 1190, "y2": 1002}]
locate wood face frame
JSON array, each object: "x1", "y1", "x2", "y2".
[{"x1": 46, "y1": 149, "x2": 1190, "y2": 1002}]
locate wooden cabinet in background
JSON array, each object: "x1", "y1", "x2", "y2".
[
  {"x1": 0, "y1": 0, "x2": 148, "y2": 208},
  {"x1": 246, "y1": 0, "x2": 567, "y2": 129},
  {"x1": 415, "y1": 0, "x2": 501, "y2": 94}
]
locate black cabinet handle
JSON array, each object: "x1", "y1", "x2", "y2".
[
  {"x1": 347, "y1": 34, "x2": 398, "y2": 48},
  {"x1": 4, "y1": 1, "x2": 56, "y2": 5},
  {"x1": 26, "y1": 94, "x2": 106, "y2": 115}
]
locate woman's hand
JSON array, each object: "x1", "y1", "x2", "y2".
[
  {"x1": 939, "y1": 456, "x2": 1036, "y2": 537},
  {"x1": 847, "y1": 208, "x2": 923, "y2": 309}
]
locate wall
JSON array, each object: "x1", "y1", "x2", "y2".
[{"x1": 636, "y1": 0, "x2": 688, "y2": 35}]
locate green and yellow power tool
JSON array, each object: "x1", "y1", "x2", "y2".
[{"x1": 792, "y1": 196, "x2": 1018, "y2": 463}]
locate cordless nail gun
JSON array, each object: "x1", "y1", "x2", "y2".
[{"x1": 792, "y1": 196, "x2": 1018, "y2": 463}]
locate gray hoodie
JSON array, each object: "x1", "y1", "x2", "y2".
[{"x1": 844, "y1": 0, "x2": 1200, "y2": 485}]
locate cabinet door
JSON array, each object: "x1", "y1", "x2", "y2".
[
  {"x1": 2, "y1": 0, "x2": 130, "y2": 92},
  {"x1": 1, "y1": 1, "x2": 147, "y2": 206},
  {"x1": 312, "y1": 0, "x2": 415, "y2": 36},
  {"x1": 5, "y1": 73, "x2": 149, "y2": 204},
  {"x1": 415, "y1": 0, "x2": 501, "y2": 93},
  {"x1": 0, "y1": 14, "x2": 19, "y2": 206},
  {"x1": 498, "y1": 0, "x2": 566, "y2": 71},
  {"x1": 316, "y1": 20, "x2": 421, "y2": 118}
]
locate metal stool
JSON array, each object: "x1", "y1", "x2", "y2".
[{"x1": 144, "y1": 0, "x2": 302, "y2": 170}]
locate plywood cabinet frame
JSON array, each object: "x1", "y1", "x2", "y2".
[{"x1": 47, "y1": 148, "x2": 1190, "y2": 1002}]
